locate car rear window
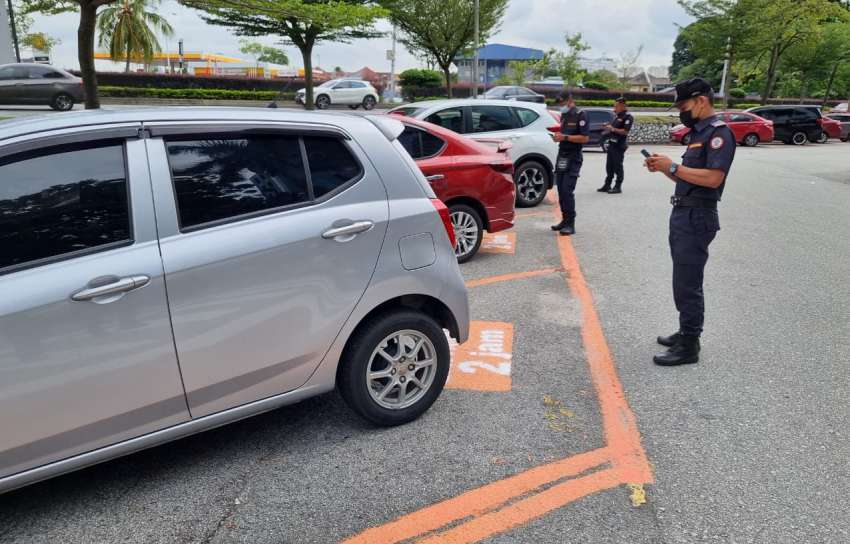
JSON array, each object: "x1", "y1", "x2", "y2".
[
  {"x1": 514, "y1": 108, "x2": 540, "y2": 127},
  {"x1": 165, "y1": 135, "x2": 309, "y2": 229},
  {"x1": 0, "y1": 142, "x2": 131, "y2": 272},
  {"x1": 398, "y1": 126, "x2": 446, "y2": 160},
  {"x1": 470, "y1": 105, "x2": 518, "y2": 133},
  {"x1": 586, "y1": 110, "x2": 612, "y2": 124},
  {"x1": 303, "y1": 137, "x2": 363, "y2": 198}
]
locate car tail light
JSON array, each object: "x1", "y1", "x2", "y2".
[
  {"x1": 431, "y1": 198, "x2": 456, "y2": 248},
  {"x1": 547, "y1": 110, "x2": 561, "y2": 132},
  {"x1": 489, "y1": 159, "x2": 514, "y2": 175},
  {"x1": 496, "y1": 140, "x2": 513, "y2": 153}
]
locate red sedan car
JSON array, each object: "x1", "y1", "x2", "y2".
[
  {"x1": 395, "y1": 116, "x2": 515, "y2": 263},
  {"x1": 818, "y1": 116, "x2": 842, "y2": 141},
  {"x1": 670, "y1": 111, "x2": 774, "y2": 147}
]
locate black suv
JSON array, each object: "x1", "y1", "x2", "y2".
[
  {"x1": 746, "y1": 105, "x2": 824, "y2": 145},
  {"x1": 581, "y1": 107, "x2": 617, "y2": 151}
]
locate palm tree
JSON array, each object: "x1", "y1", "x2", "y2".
[{"x1": 97, "y1": 0, "x2": 174, "y2": 72}]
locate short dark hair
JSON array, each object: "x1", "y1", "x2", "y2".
[{"x1": 558, "y1": 91, "x2": 573, "y2": 102}]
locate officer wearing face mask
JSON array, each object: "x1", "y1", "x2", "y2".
[
  {"x1": 598, "y1": 97, "x2": 633, "y2": 194},
  {"x1": 550, "y1": 92, "x2": 590, "y2": 236},
  {"x1": 644, "y1": 78, "x2": 735, "y2": 366}
]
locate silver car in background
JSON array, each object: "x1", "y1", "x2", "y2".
[
  {"x1": 0, "y1": 108, "x2": 469, "y2": 494},
  {"x1": 0, "y1": 63, "x2": 84, "y2": 110}
]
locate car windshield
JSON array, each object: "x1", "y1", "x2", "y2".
[{"x1": 484, "y1": 88, "x2": 508, "y2": 98}]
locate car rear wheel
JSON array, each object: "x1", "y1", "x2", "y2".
[
  {"x1": 449, "y1": 204, "x2": 483, "y2": 263},
  {"x1": 315, "y1": 95, "x2": 330, "y2": 110},
  {"x1": 362, "y1": 96, "x2": 377, "y2": 110},
  {"x1": 816, "y1": 132, "x2": 829, "y2": 144},
  {"x1": 681, "y1": 133, "x2": 692, "y2": 146},
  {"x1": 50, "y1": 93, "x2": 74, "y2": 111},
  {"x1": 791, "y1": 131, "x2": 808, "y2": 145},
  {"x1": 514, "y1": 160, "x2": 549, "y2": 208},
  {"x1": 338, "y1": 311, "x2": 450, "y2": 426},
  {"x1": 743, "y1": 133, "x2": 760, "y2": 147}
]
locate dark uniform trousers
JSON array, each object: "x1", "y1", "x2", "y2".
[
  {"x1": 556, "y1": 152, "x2": 583, "y2": 217},
  {"x1": 605, "y1": 144, "x2": 626, "y2": 187},
  {"x1": 669, "y1": 207, "x2": 720, "y2": 336}
]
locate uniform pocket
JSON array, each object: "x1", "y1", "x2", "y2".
[{"x1": 691, "y1": 208, "x2": 720, "y2": 234}]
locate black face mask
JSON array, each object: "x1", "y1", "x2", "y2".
[{"x1": 679, "y1": 108, "x2": 697, "y2": 128}]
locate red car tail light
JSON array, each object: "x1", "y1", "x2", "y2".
[
  {"x1": 430, "y1": 198, "x2": 456, "y2": 249},
  {"x1": 547, "y1": 110, "x2": 561, "y2": 132},
  {"x1": 497, "y1": 140, "x2": 513, "y2": 153}
]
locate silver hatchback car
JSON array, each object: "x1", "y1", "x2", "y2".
[{"x1": 0, "y1": 108, "x2": 469, "y2": 494}]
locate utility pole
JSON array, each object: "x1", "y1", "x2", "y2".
[
  {"x1": 6, "y1": 0, "x2": 20, "y2": 63},
  {"x1": 471, "y1": 0, "x2": 480, "y2": 98},
  {"x1": 719, "y1": 36, "x2": 732, "y2": 109},
  {"x1": 389, "y1": 23, "x2": 397, "y2": 100},
  {"x1": 178, "y1": 38, "x2": 184, "y2": 74}
]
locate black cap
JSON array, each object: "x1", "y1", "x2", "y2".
[
  {"x1": 557, "y1": 91, "x2": 573, "y2": 102},
  {"x1": 615, "y1": 96, "x2": 626, "y2": 104},
  {"x1": 673, "y1": 77, "x2": 713, "y2": 104}
]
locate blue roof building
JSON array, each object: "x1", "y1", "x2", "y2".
[{"x1": 455, "y1": 44, "x2": 545, "y2": 86}]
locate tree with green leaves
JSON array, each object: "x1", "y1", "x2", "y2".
[
  {"x1": 97, "y1": 0, "x2": 173, "y2": 72},
  {"x1": 18, "y1": 0, "x2": 120, "y2": 108},
  {"x1": 379, "y1": 0, "x2": 509, "y2": 97},
  {"x1": 240, "y1": 40, "x2": 290, "y2": 66},
  {"x1": 20, "y1": 31, "x2": 60, "y2": 54},
  {"x1": 547, "y1": 33, "x2": 590, "y2": 87},
  {"x1": 179, "y1": 0, "x2": 385, "y2": 109}
]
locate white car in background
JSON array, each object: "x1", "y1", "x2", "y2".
[
  {"x1": 296, "y1": 79, "x2": 379, "y2": 110},
  {"x1": 390, "y1": 99, "x2": 559, "y2": 207}
]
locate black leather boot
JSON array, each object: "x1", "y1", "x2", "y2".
[
  {"x1": 656, "y1": 331, "x2": 683, "y2": 347},
  {"x1": 559, "y1": 216, "x2": 575, "y2": 236},
  {"x1": 653, "y1": 335, "x2": 700, "y2": 366},
  {"x1": 608, "y1": 184, "x2": 622, "y2": 194},
  {"x1": 551, "y1": 213, "x2": 569, "y2": 231},
  {"x1": 597, "y1": 183, "x2": 611, "y2": 192}
]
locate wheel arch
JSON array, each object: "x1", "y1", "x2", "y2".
[{"x1": 444, "y1": 196, "x2": 489, "y2": 230}]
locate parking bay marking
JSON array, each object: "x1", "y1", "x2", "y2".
[
  {"x1": 480, "y1": 232, "x2": 516, "y2": 254},
  {"x1": 446, "y1": 321, "x2": 513, "y2": 392},
  {"x1": 342, "y1": 192, "x2": 653, "y2": 544}
]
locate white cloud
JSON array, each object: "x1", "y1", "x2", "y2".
[{"x1": 30, "y1": 0, "x2": 692, "y2": 74}]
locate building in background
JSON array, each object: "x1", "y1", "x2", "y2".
[
  {"x1": 626, "y1": 69, "x2": 671, "y2": 93},
  {"x1": 0, "y1": 1, "x2": 17, "y2": 64},
  {"x1": 455, "y1": 44, "x2": 545, "y2": 86},
  {"x1": 345, "y1": 66, "x2": 396, "y2": 89},
  {"x1": 579, "y1": 56, "x2": 618, "y2": 74}
]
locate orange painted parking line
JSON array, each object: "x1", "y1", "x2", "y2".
[
  {"x1": 465, "y1": 268, "x2": 560, "y2": 289},
  {"x1": 556, "y1": 233, "x2": 653, "y2": 484},
  {"x1": 514, "y1": 211, "x2": 551, "y2": 219},
  {"x1": 341, "y1": 448, "x2": 610, "y2": 544},
  {"x1": 447, "y1": 321, "x2": 513, "y2": 392},
  {"x1": 480, "y1": 232, "x2": 516, "y2": 254},
  {"x1": 416, "y1": 467, "x2": 623, "y2": 544}
]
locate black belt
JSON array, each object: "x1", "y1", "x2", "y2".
[{"x1": 670, "y1": 196, "x2": 717, "y2": 209}]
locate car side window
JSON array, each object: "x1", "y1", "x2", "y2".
[
  {"x1": 470, "y1": 105, "x2": 518, "y2": 133},
  {"x1": 586, "y1": 111, "x2": 611, "y2": 124},
  {"x1": 0, "y1": 67, "x2": 16, "y2": 80},
  {"x1": 398, "y1": 127, "x2": 445, "y2": 160},
  {"x1": 514, "y1": 107, "x2": 540, "y2": 127},
  {"x1": 303, "y1": 136, "x2": 363, "y2": 198},
  {"x1": 420, "y1": 131, "x2": 445, "y2": 158},
  {"x1": 27, "y1": 66, "x2": 61, "y2": 79},
  {"x1": 425, "y1": 107, "x2": 465, "y2": 133},
  {"x1": 165, "y1": 135, "x2": 309, "y2": 229},
  {"x1": 794, "y1": 109, "x2": 818, "y2": 120},
  {"x1": 351, "y1": 81, "x2": 367, "y2": 89},
  {"x1": 334, "y1": 81, "x2": 351, "y2": 89},
  {"x1": 729, "y1": 114, "x2": 752, "y2": 122},
  {"x1": 0, "y1": 142, "x2": 131, "y2": 272}
]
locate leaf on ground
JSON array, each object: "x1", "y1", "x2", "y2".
[{"x1": 627, "y1": 484, "x2": 647, "y2": 507}]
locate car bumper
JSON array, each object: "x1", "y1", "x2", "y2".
[{"x1": 295, "y1": 95, "x2": 305, "y2": 104}]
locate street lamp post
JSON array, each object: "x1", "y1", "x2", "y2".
[
  {"x1": 6, "y1": 0, "x2": 20, "y2": 63},
  {"x1": 472, "y1": 0, "x2": 479, "y2": 98},
  {"x1": 719, "y1": 36, "x2": 732, "y2": 109}
]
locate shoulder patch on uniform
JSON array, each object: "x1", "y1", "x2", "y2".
[
  {"x1": 710, "y1": 136, "x2": 724, "y2": 149},
  {"x1": 579, "y1": 119, "x2": 586, "y2": 126},
  {"x1": 711, "y1": 120, "x2": 727, "y2": 127}
]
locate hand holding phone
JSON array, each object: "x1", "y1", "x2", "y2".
[{"x1": 641, "y1": 149, "x2": 652, "y2": 158}]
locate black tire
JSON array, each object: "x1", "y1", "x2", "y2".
[
  {"x1": 449, "y1": 203, "x2": 483, "y2": 263},
  {"x1": 315, "y1": 95, "x2": 331, "y2": 110},
  {"x1": 348, "y1": 104, "x2": 360, "y2": 110},
  {"x1": 791, "y1": 131, "x2": 808, "y2": 145},
  {"x1": 514, "y1": 159, "x2": 549, "y2": 208},
  {"x1": 362, "y1": 95, "x2": 377, "y2": 110},
  {"x1": 338, "y1": 310, "x2": 450, "y2": 426},
  {"x1": 743, "y1": 133, "x2": 759, "y2": 147},
  {"x1": 50, "y1": 93, "x2": 74, "y2": 111},
  {"x1": 816, "y1": 132, "x2": 829, "y2": 144},
  {"x1": 681, "y1": 133, "x2": 692, "y2": 146}
]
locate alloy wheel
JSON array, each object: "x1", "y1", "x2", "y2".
[
  {"x1": 744, "y1": 134, "x2": 759, "y2": 147},
  {"x1": 54, "y1": 94, "x2": 73, "y2": 111},
  {"x1": 366, "y1": 330, "x2": 438, "y2": 411},
  {"x1": 792, "y1": 132, "x2": 807, "y2": 145},
  {"x1": 363, "y1": 96, "x2": 376, "y2": 110},
  {"x1": 516, "y1": 166, "x2": 545, "y2": 204},
  {"x1": 316, "y1": 96, "x2": 330, "y2": 110},
  {"x1": 451, "y1": 209, "x2": 480, "y2": 260}
]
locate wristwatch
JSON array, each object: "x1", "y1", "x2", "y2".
[{"x1": 668, "y1": 163, "x2": 680, "y2": 176}]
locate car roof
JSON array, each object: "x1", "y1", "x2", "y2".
[
  {"x1": 400, "y1": 98, "x2": 549, "y2": 111},
  {"x1": 0, "y1": 107, "x2": 383, "y2": 142}
]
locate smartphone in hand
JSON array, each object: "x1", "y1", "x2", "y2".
[{"x1": 641, "y1": 149, "x2": 652, "y2": 158}]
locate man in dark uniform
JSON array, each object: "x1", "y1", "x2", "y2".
[
  {"x1": 599, "y1": 97, "x2": 634, "y2": 194},
  {"x1": 550, "y1": 92, "x2": 590, "y2": 236},
  {"x1": 644, "y1": 78, "x2": 735, "y2": 366}
]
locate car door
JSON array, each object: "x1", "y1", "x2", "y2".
[
  {"x1": 726, "y1": 113, "x2": 750, "y2": 141},
  {"x1": 758, "y1": 109, "x2": 786, "y2": 140},
  {"x1": 585, "y1": 110, "x2": 613, "y2": 145},
  {"x1": 399, "y1": 125, "x2": 451, "y2": 194},
  {"x1": 0, "y1": 131, "x2": 190, "y2": 480},
  {"x1": 0, "y1": 66, "x2": 17, "y2": 103},
  {"x1": 332, "y1": 81, "x2": 355, "y2": 104},
  {"x1": 144, "y1": 123, "x2": 389, "y2": 417},
  {"x1": 0, "y1": 66, "x2": 30, "y2": 104}
]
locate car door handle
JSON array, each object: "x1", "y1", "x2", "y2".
[
  {"x1": 425, "y1": 174, "x2": 445, "y2": 182},
  {"x1": 322, "y1": 220, "x2": 374, "y2": 240},
  {"x1": 71, "y1": 275, "x2": 150, "y2": 302}
]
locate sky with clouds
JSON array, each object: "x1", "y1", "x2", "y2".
[{"x1": 29, "y1": 0, "x2": 693, "y2": 74}]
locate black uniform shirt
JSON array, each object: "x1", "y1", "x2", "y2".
[
  {"x1": 611, "y1": 110, "x2": 634, "y2": 146},
  {"x1": 677, "y1": 114, "x2": 736, "y2": 200},
  {"x1": 559, "y1": 107, "x2": 590, "y2": 154}
]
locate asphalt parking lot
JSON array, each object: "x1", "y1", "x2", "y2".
[{"x1": 0, "y1": 141, "x2": 848, "y2": 543}]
